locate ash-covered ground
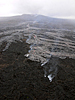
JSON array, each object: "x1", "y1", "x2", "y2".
[{"x1": 0, "y1": 14, "x2": 75, "y2": 100}]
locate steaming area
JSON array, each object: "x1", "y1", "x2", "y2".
[
  {"x1": 0, "y1": 16, "x2": 75, "y2": 82},
  {"x1": 24, "y1": 24, "x2": 75, "y2": 81}
]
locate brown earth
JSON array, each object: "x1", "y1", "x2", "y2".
[{"x1": 0, "y1": 40, "x2": 75, "y2": 100}]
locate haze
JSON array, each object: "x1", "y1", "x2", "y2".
[{"x1": 0, "y1": 0, "x2": 75, "y2": 19}]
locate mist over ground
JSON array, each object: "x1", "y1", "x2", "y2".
[{"x1": 0, "y1": 14, "x2": 75, "y2": 74}]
